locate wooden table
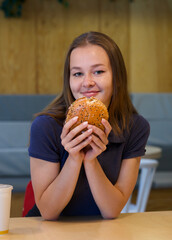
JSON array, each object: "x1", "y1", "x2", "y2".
[{"x1": 3, "y1": 211, "x2": 172, "y2": 240}]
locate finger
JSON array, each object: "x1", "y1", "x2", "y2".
[
  {"x1": 61, "y1": 122, "x2": 88, "y2": 149},
  {"x1": 87, "y1": 125, "x2": 108, "y2": 146},
  {"x1": 66, "y1": 128, "x2": 92, "y2": 150},
  {"x1": 61, "y1": 116, "x2": 78, "y2": 139},
  {"x1": 67, "y1": 135, "x2": 93, "y2": 154},
  {"x1": 91, "y1": 134, "x2": 107, "y2": 152},
  {"x1": 89, "y1": 141, "x2": 104, "y2": 156},
  {"x1": 101, "y1": 119, "x2": 112, "y2": 136},
  {"x1": 68, "y1": 121, "x2": 88, "y2": 140}
]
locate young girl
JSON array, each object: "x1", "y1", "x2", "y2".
[{"x1": 27, "y1": 31, "x2": 150, "y2": 220}]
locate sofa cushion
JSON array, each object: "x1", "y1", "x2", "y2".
[
  {"x1": 148, "y1": 121, "x2": 172, "y2": 145},
  {"x1": 0, "y1": 147, "x2": 29, "y2": 176},
  {"x1": 131, "y1": 93, "x2": 172, "y2": 120},
  {"x1": 0, "y1": 94, "x2": 57, "y2": 192},
  {"x1": 0, "y1": 177, "x2": 31, "y2": 192},
  {"x1": 131, "y1": 93, "x2": 172, "y2": 171},
  {"x1": 131, "y1": 93, "x2": 172, "y2": 146},
  {"x1": 0, "y1": 121, "x2": 31, "y2": 148},
  {"x1": 0, "y1": 94, "x2": 56, "y2": 121}
]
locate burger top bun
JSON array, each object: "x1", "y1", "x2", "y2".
[{"x1": 65, "y1": 97, "x2": 109, "y2": 131}]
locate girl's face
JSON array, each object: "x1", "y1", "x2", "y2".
[{"x1": 69, "y1": 44, "x2": 113, "y2": 108}]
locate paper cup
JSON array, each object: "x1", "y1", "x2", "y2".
[{"x1": 0, "y1": 184, "x2": 13, "y2": 234}]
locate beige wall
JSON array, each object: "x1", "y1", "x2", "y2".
[{"x1": 0, "y1": 0, "x2": 171, "y2": 94}]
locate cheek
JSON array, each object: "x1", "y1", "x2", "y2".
[
  {"x1": 69, "y1": 78, "x2": 76, "y2": 92},
  {"x1": 69, "y1": 78, "x2": 81, "y2": 98},
  {"x1": 104, "y1": 75, "x2": 113, "y2": 98},
  {"x1": 109, "y1": 75, "x2": 113, "y2": 91},
  {"x1": 104, "y1": 74, "x2": 113, "y2": 90}
]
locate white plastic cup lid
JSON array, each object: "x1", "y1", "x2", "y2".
[{"x1": 0, "y1": 184, "x2": 13, "y2": 192}]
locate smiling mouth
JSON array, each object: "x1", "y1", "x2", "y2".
[{"x1": 81, "y1": 91, "x2": 99, "y2": 97}]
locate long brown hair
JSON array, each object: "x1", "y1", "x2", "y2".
[{"x1": 37, "y1": 31, "x2": 137, "y2": 136}]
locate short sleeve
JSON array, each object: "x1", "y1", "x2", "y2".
[
  {"x1": 122, "y1": 115, "x2": 150, "y2": 160},
  {"x1": 28, "y1": 115, "x2": 62, "y2": 162}
]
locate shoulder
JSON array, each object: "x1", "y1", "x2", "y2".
[
  {"x1": 32, "y1": 114, "x2": 61, "y2": 126},
  {"x1": 29, "y1": 115, "x2": 64, "y2": 162},
  {"x1": 31, "y1": 115, "x2": 62, "y2": 132},
  {"x1": 131, "y1": 114, "x2": 150, "y2": 134},
  {"x1": 125, "y1": 113, "x2": 150, "y2": 144},
  {"x1": 122, "y1": 114, "x2": 150, "y2": 159},
  {"x1": 30, "y1": 115, "x2": 63, "y2": 141}
]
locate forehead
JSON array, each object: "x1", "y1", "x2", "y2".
[{"x1": 70, "y1": 44, "x2": 110, "y2": 66}]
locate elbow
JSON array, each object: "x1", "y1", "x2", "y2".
[
  {"x1": 101, "y1": 211, "x2": 120, "y2": 220},
  {"x1": 41, "y1": 210, "x2": 60, "y2": 221},
  {"x1": 35, "y1": 196, "x2": 61, "y2": 221},
  {"x1": 37, "y1": 203, "x2": 60, "y2": 221}
]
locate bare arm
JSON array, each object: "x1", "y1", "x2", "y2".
[
  {"x1": 84, "y1": 156, "x2": 141, "y2": 219},
  {"x1": 83, "y1": 119, "x2": 141, "y2": 219},
  {"x1": 30, "y1": 117, "x2": 93, "y2": 220},
  {"x1": 30, "y1": 155, "x2": 82, "y2": 220}
]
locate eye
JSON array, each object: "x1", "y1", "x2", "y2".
[
  {"x1": 73, "y1": 72, "x2": 83, "y2": 77},
  {"x1": 94, "y1": 70, "x2": 105, "y2": 75}
]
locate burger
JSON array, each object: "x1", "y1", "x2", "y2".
[{"x1": 65, "y1": 97, "x2": 109, "y2": 132}]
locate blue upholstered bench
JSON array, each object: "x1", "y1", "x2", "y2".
[
  {"x1": 131, "y1": 93, "x2": 172, "y2": 187},
  {"x1": 0, "y1": 95, "x2": 56, "y2": 192}
]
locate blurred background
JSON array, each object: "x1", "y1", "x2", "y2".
[
  {"x1": 0, "y1": 0, "x2": 171, "y2": 217},
  {"x1": 0, "y1": 0, "x2": 171, "y2": 94}
]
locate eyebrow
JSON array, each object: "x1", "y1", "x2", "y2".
[
  {"x1": 70, "y1": 67, "x2": 81, "y2": 71},
  {"x1": 70, "y1": 64, "x2": 105, "y2": 71}
]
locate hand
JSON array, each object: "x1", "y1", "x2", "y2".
[
  {"x1": 61, "y1": 117, "x2": 93, "y2": 163},
  {"x1": 83, "y1": 119, "x2": 112, "y2": 163}
]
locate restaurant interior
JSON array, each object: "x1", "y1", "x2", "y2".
[{"x1": 0, "y1": 0, "x2": 171, "y2": 219}]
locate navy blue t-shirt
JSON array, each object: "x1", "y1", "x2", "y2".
[{"x1": 28, "y1": 114, "x2": 150, "y2": 216}]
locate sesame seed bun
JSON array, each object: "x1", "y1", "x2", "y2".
[{"x1": 66, "y1": 97, "x2": 109, "y2": 131}]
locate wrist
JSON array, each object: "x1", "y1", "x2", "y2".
[
  {"x1": 68, "y1": 154, "x2": 84, "y2": 166},
  {"x1": 84, "y1": 157, "x2": 97, "y2": 168}
]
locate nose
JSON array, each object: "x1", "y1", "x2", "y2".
[{"x1": 82, "y1": 74, "x2": 95, "y2": 88}]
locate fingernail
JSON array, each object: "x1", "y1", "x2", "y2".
[
  {"x1": 83, "y1": 121, "x2": 88, "y2": 126},
  {"x1": 73, "y1": 116, "x2": 78, "y2": 121}
]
